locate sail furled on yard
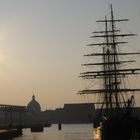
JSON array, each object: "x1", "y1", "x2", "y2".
[{"x1": 78, "y1": 5, "x2": 140, "y2": 111}]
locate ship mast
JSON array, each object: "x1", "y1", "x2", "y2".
[{"x1": 79, "y1": 5, "x2": 140, "y2": 117}]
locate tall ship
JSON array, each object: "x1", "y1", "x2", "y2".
[{"x1": 78, "y1": 5, "x2": 140, "y2": 140}]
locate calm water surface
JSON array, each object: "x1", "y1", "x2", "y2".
[{"x1": 13, "y1": 124, "x2": 93, "y2": 140}]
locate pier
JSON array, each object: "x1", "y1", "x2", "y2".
[
  {"x1": 0, "y1": 129, "x2": 22, "y2": 139},
  {"x1": 0, "y1": 104, "x2": 50, "y2": 139}
]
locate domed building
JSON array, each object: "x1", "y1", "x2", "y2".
[{"x1": 27, "y1": 95, "x2": 41, "y2": 113}]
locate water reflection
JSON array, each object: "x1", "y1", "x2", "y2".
[{"x1": 13, "y1": 124, "x2": 93, "y2": 140}]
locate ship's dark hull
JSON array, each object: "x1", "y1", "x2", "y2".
[{"x1": 93, "y1": 118, "x2": 140, "y2": 140}]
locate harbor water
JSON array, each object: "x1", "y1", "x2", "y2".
[{"x1": 13, "y1": 124, "x2": 93, "y2": 140}]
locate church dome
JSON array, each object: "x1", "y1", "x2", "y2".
[{"x1": 27, "y1": 95, "x2": 41, "y2": 113}]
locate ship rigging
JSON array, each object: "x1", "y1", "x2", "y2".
[{"x1": 78, "y1": 4, "x2": 140, "y2": 140}]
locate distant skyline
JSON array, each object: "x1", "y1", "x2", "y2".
[{"x1": 0, "y1": 0, "x2": 139, "y2": 110}]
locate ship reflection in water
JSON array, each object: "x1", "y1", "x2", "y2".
[
  {"x1": 93, "y1": 127, "x2": 101, "y2": 140},
  {"x1": 13, "y1": 124, "x2": 93, "y2": 140}
]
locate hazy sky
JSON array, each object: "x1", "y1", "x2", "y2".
[{"x1": 0, "y1": 0, "x2": 139, "y2": 110}]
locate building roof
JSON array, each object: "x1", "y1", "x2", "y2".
[{"x1": 27, "y1": 95, "x2": 41, "y2": 113}]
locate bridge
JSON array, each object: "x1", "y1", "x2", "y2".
[{"x1": 0, "y1": 104, "x2": 50, "y2": 132}]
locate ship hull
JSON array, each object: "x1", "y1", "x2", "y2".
[{"x1": 93, "y1": 118, "x2": 140, "y2": 140}]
